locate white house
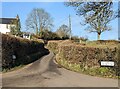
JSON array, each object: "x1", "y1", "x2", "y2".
[
  {"x1": 0, "y1": 16, "x2": 19, "y2": 34},
  {"x1": 23, "y1": 32, "x2": 32, "y2": 40}
]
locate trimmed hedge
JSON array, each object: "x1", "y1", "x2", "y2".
[
  {"x1": 47, "y1": 40, "x2": 74, "y2": 54},
  {"x1": 47, "y1": 40, "x2": 120, "y2": 78},
  {"x1": 47, "y1": 40, "x2": 119, "y2": 77},
  {"x1": 2, "y1": 34, "x2": 49, "y2": 69},
  {"x1": 47, "y1": 40, "x2": 62, "y2": 54},
  {"x1": 47, "y1": 40, "x2": 119, "y2": 68},
  {"x1": 57, "y1": 44, "x2": 118, "y2": 67}
]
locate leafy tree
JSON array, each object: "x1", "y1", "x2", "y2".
[
  {"x1": 10, "y1": 15, "x2": 21, "y2": 36},
  {"x1": 26, "y1": 8, "x2": 53, "y2": 36},
  {"x1": 65, "y1": 1, "x2": 117, "y2": 40},
  {"x1": 56, "y1": 24, "x2": 70, "y2": 39}
]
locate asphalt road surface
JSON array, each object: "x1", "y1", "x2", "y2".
[{"x1": 2, "y1": 52, "x2": 118, "y2": 87}]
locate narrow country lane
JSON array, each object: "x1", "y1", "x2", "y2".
[{"x1": 2, "y1": 52, "x2": 118, "y2": 87}]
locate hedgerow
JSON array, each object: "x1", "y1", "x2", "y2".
[
  {"x1": 2, "y1": 34, "x2": 49, "y2": 69},
  {"x1": 47, "y1": 40, "x2": 119, "y2": 78}
]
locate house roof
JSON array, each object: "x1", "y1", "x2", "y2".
[{"x1": 0, "y1": 18, "x2": 17, "y2": 24}]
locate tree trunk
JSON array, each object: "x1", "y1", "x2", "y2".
[
  {"x1": 36, "y1": 27, "x2": 38, "y2": 35},
  {"x1": 97, "y1": 33, "x2": 101, "y2": 40},
  {"x1": 40, "y1": 24, "x2": 42, "y2": 38}
]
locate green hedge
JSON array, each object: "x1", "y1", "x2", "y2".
[{"x1": 2, "y1": 34, "x2": 49, "y2": 69}]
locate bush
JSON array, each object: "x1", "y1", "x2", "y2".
[{"x1": 2, "y1": 34, "x2": 49, "y2": 69}]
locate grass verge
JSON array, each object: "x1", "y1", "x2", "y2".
[
  {"x1": 56, "y1": 58, "x2": 120, "y2": 79},
  {"x1": 2, "y1": 65, "x2": 25, "y2": 73}
]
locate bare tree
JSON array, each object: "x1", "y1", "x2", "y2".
[
  {"x1": 56, "y1": 24, "x2": 70, "y2": 39},
  {"x1": 26, "y1": 8, "x2": 53, "y2": 36},
  {"x1": 65, "y1": 1, "x2": 117, "y2": 40}
]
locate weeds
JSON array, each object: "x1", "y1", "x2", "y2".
[{"x1": 57, "y1": 59, "x2": 119, "y2": 79}]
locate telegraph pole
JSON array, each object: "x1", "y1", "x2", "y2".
[{"x1": 69, "y1": 14, "x2": 72, "y2": 40}]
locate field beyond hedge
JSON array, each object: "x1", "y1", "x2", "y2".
[
  {"x1": 2, "y1": 34, "x2": 49, "y2": 70},
  {"x1": 47, "y1": 40, "x2": 120, "y2": 78}
]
